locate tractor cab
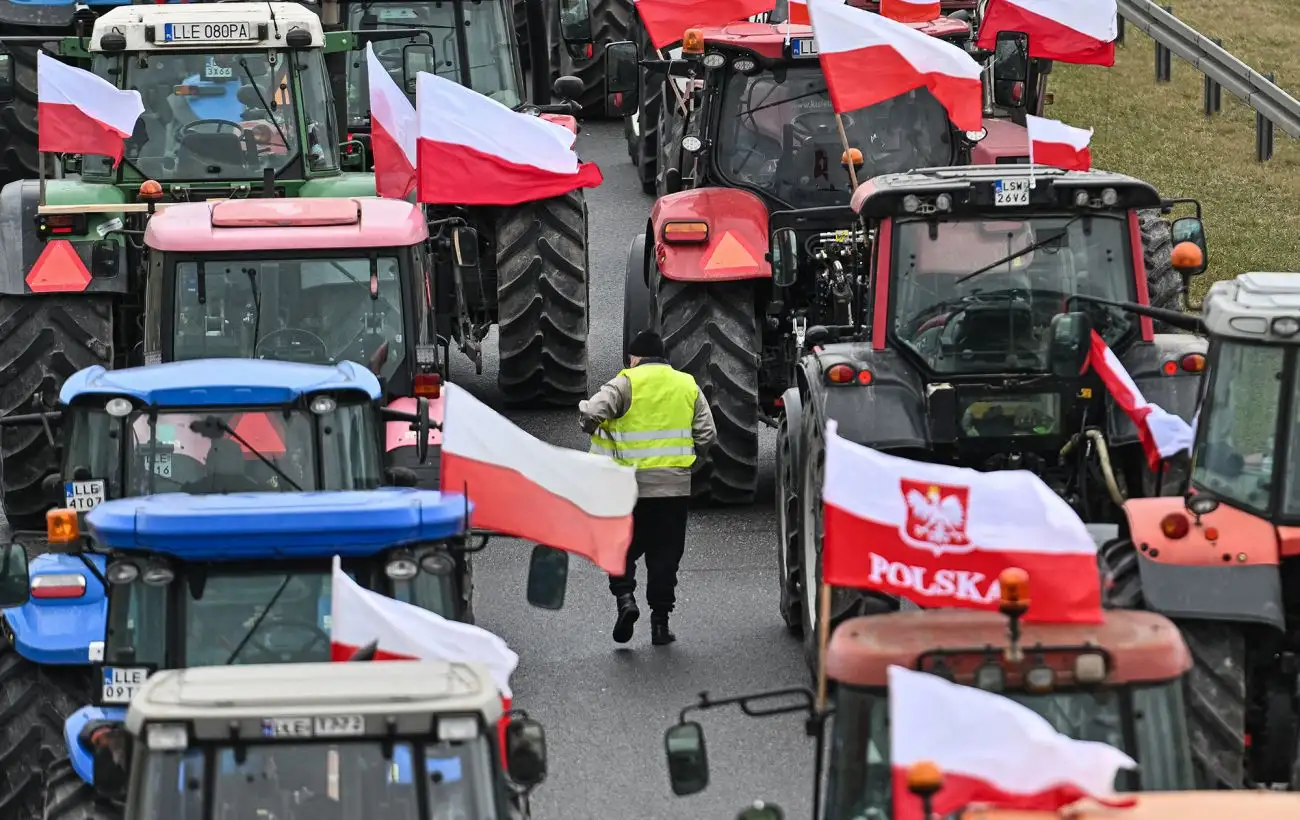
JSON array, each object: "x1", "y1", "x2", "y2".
[{"x1": 658, "y1": 571, "x2": 1198, "y2": 820}]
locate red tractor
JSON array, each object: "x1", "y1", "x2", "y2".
[{"x1": 606, "y1": 19, "x2": 1035, "y2": 503}]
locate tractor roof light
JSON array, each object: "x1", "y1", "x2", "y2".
[
  {"x1": 1272, "y1": 316, "x2": 1300, "y2": 337},
  {"x1": 974, "y1": 662, "x2": 1004, "y2": 691},
  {"x1": 1186, "y1": 495, "x2": 1220, "y2": 517},
  {"x1": 420, "y1": 552, "x2": 456, "y2": 576},
  {"x1": 682, "y1": 29, "x2": 705, "y2": 55},
  {"x1": 702, "y1": 52, "x2": 726, "y2": 69},
  {"x1": 138, "y1": 179, "x2": 164, "y2": 201},
  {"x1": 141, "y1": 559, "x2": 175, "y2": 587},
  {"x1": 998, "y1": 568, "x2": 1029, "y2": 618},
  {"x1": 682, "y1": 135, "x2": 702, "y2": 153},
  {"x1": 1024, "y1": 665, "x2": 1055, "y2": 693},
  {"x1": 385, "y1": 552, "x2": 419, "y2": 581},
  {"x1": 902, "y1": 195, "x2": 921, "y2": 213},
  {"x1": 732, "y1": 57, "x2": 757, "y2": 73},
  {"x1": 147, "y1": 723, "x2": 189, "y2": 751},
  {"x1": 906, "y1": 761, "x2": 944, "y2": 798},
  {"x1": 935, "y1": 193, "x2": 953, "y2": 212},
  {"x1": 106, "y1": 560, "x2": 140, "y2": 585},
  {"x1": 1073, "y1": 190, "x2": 1090, "y2": 207},
  {"x1": 48, "y1": 508, "x2": 79, "y2": 545},
  {"x1": 105, "y1": 397, "x2": 133, "y2": 418},
  {"x1": 1074, "y1": 652, "x2": 1107, "y2": 684},
  {"x1": 1100, "y1": 188, "x2": 1119, "y2": 206},
  {"x1": 1160, "y1": 512, "x2": 1190, "y2": 539}
]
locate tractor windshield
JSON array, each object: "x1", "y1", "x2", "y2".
[
  {"x1": 891, "y1": 214, "x2": 1135, "y2": 375},
  {"x1": 346, "y1": 0, "x2": 522, "y2": 127},
  {"x1": 169, "y1": 255, "x2": 406, "y2": 381},
  {"x1": 1191, "y1": 340, "x2": 1286, "y2": 515},
  {"x1": 715, "y1": 66, "x2": 953, "y2": 209},
  {"x1": 135, "y1": 739, "x2": 499, "y2": 820},
  {"x1": 824, "y1": 682, "x2": 1194, "y2": 820},
  {"x1": 85, "y1": 48, "x2": 338, "y2": 182}
]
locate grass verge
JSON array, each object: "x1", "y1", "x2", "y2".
[{"x1": 1048, "y1": 0, "x2": 1300, "y2": 298}]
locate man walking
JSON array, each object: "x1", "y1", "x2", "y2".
[{"x1": 580, "y1": 331, "x2": 715, "y2": 645}]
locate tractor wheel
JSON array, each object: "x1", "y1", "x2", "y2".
[
  {"x1": 495, "y1": 191, "x2": 590, "y2": 406},
  {"x1": 631, "y1": 14, "x2": 662, "y2": 192},
  {"x1": 655, "y1": 276, "x2": 760, "y2": 504},
  {"x1": 42, "y1": 758, "x2": 121, "y2": 820},
  {"x1": 655, "y1": 89, "x2": 685, "y2": 198},
  {"x1": 1101, "y1": 538, "x2": 1248, "y2": 789},
  {"x1": 0, "y1": 36, "x2": 45, "y2": 190},
  {"x1": 622, "y1": 233, "x2": 650, "y2": 360},
  {"x1": 560, "y1": 0, "x2": 634, "y2": 119},
  {"x1": 0, "y1": 296, "x2": 114, "y2": 530},
  {"x1": 774, "y1": 391, "x2": 803, "y2": 637},
  {"x1": 1139, "y1": 211, "x2": 1184, "y2": 329}
]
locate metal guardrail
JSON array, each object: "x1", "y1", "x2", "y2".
[{"x1": 1116, "y1": 0, "x2": 1300, "y2": 160}]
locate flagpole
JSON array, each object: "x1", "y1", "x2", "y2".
[
  {"x1": 38, "y1": 153, "x2": 47, "y2": 207},
  {"x1": 834, "y1": 113, "x2": 859, "y2": 190},
  {"x1": 815, "y1": 581, "x2": 831, "y2": 711}
]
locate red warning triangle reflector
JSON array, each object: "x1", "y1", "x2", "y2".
[
  {"x1": 230, "y1": 413, "x2": 287, "y2": 457},
  {"x1": 702, "y1": 231, "x2": 759, "y2": 273},
  {"x1": 25, "y1": 240, "x2": 92, "y2": 293}
]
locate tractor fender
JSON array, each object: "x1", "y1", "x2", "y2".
[
  {"x1": 1120, "y1": 496, "x2": 1284, "y2": 630},
  {"x1": 622, "y1": 232, "x2": 651, "y2": 359},
  {"x1": 538, "y1": 113, "x2": 578, "y2": 135},
  {"x1": 384, "y1": 396, "x2": 444, "y2": 490},
  {"x1": 809, "y1": 344, "x2": 929, "y2": 451},
  {"x1": 3, "y1": 552, "x2": 107, "y2": 665},
  {"x1": 64, "y1": 705, "x2": 128, "y2": 787},
  {"x1": 970, "y1": 119, "x2": 1030, "y2": 165},
  {"x1": 0, "y1": 180, "x2": 130, "y2": 295},
  {"x1": 649, "y1": 188, "x2": 771, "y2": 283},
  {"x1": 1106, "y1": 335, "x2": 1207, "y2": 446},
  {"x1": 780, "y1": 385, "x2": 804, "y2": 479}
]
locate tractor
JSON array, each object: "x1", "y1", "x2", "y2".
[
  {"x1": 548, "y1": 0, "x2": 636, "y2": 119},
  {"x1": 655, "y1": 568, "x2": 1203, "y2": 820},
  {"x1": 0, "y1": 2, "x2": 422, "y2": 529},
  {"x1": 773, "y1": 165, "x2": 1208, "y2": 667},
  {"x1": 1081, "y1": 271, "x2": 1300, "y2": 790},
  {"x1": 0, "y1": 482, "x2": 533, "y2": 819},
  {"x1": 605, "y1": 18, "x2": 1040, "y2": 504}
]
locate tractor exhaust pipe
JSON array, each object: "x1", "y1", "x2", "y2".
[{"x1": 1067, "y1": 294, "x2": 1206, "y2": 334}]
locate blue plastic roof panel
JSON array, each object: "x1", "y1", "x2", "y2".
[
  {"x1": 60, "y1": 360, "x2": 382, "y2": 407},
  {"x1": 84, "y1": 489, "x2": 470, "y2": 561}
]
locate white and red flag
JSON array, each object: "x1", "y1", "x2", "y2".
[
  {"x1": 821, "y1": 421, "x2": 1102, "y2": 622},
  {"x1": 808, "y1": 0, "x2": 983, "y2": 131},
  {"x1": 365, "y1": 43, "x2": 417, "y2": 200},
  {"x1": 636, "y1": 0, "x2": 778, "y2": 49},
  {"x1": 37, "y1": 50, "x2": 143, "y2": 166},
  {"x1": 415, "y1": 72, "x2": 602, "y2": 206},
  {"x1": 439, "y1": 383, "x2": 637, "y2": 574},
  {"x1": 879, "y1": 0, "x2": 940, "y2": 24},
  {"x1": 786, "y1": 0, "x2": 811, "y2": 25},
  {"x1": 889, "y1": 665, "x2": 1137, "y2": 820},
  {"x1": 976, "y1": 0, "x2": 1118, "y2": 67},
  {"x1": 1027, "y1": 114, "x2": 1092, "y2": 171},
  {"x1": 1087, "y1": 331, "x2": 1194, "y2": 471}
]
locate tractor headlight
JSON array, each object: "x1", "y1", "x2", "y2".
[
  {"x1": 702, "y1": 52, "x2": 726, "y2": 69},
  {"x1": 385, "y1": 553, "x2": 419, "y2": 580},
  {"x1": 106, "y1": 560, "x2": 140, "y2": 585},
  {"x1": 420, "y1": 552, "x2": 455, "y2": 576},
  {"x1": 105, "y1": 398, "x2": 133, "y2": 418}
]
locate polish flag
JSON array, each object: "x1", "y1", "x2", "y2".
[
  {"x1": 879, "y1": 0, "x2": 940, "y2": 24},
  {"x1": 808, "y1": 0, "x2": 983, "y2": 131},
  {"x1": 415, "y1": 72, "x2": 603, "y2": 207},
  {"x1": 1087, "y1": 331, "x2": 1194, "y2": 471},
  {"x1": 976, "y1": 0, "x2": 1118, "y2": 67},
  {"x1": 37, "y1": 50, "x2": 143, "y2": 166},
  {"x1": 890, "y1": 665, "x2": 1137, "y2": 820},
  {"x1": 1028, "y1": 114, "x2": 1092, "y2": 171},
  {"x1": 366, "y1": 43, "x2": 417, "y2": 200},
  {"x1": 821, "y1": 421, "x2": 1103, "y2": 623},
  {"x1": 439, "y1": 383, "x2": 638, "y2": 574},
  {"x1": 786, "y1": 0, "x2": 811, "y2": 25},
  {"x1": 636, "y1": 0, "x2": 778, "y2": 49}
]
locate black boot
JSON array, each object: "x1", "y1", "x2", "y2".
[
  {"x1": 651, "y1": 612, "x2": 676, "y2": 646},
  {"x1": 612, "y1": 594, "x2": 639, "y2": 643}
]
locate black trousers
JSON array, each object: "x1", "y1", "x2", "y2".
[{"x1": 608, "y1": 495, "x2": 690, "y2": 613}]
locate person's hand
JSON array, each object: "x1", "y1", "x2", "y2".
[{"x1": 580, "y1": 415, "x2": 600, "y2": 435}]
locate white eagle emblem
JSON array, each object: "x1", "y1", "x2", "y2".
[{"x1": 900, "y1": 480, "x2": 973, "y2": 555}]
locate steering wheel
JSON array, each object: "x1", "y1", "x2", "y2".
[
  {"x1": 791, "y1": 110, "x2": 852, "y2": 140},
  {"x1": 178, "y1": 118, "x2": 245, "y2": 139},
  {"x1": 237, "y1": 620, "x2": 331, "y2": 663},
  {"x1": 256, "y1": 328, "x2": 329, "y2": 361}
]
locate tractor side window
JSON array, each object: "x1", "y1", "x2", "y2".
[
  {"x1": 105, "y1": 580, "x2": 168, "y2": 668},
  {"x1": 1281, "y1": 360, "x2": 1300, "y2": 517},
  {"x1": 295, "y1": 50, "x2": 340, "y2": 171},
  {"x1": 463, "y1": 1, "x2": 522, "y2": 107},
  {"x1": 63, "y1": 407, "x2": 123, "y2": 499},
  {"x1": 321, "y1": 402, "x2": 384, "y2": 490},
  {"x1": 1191, "y1": 341, "x2": 1283, "y2": 515},
  {"x1": 135, "y1": 748, "x2": 204, "y2": 820}
]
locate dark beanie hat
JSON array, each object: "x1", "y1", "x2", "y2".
[{"x1": 628, "y1": 330, "x2": 666, "y2": 358}]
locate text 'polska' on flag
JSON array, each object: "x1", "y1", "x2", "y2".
[{"x1": 820, "y1": 421, "x2": 1104, "y2": 623}]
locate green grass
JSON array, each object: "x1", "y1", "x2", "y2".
[{"x1": 1047, "y1": 0, "x2": 1300, "y2": 299}]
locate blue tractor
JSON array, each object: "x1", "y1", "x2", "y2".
[{"x1": 0, "y1": 485, "x2": 483, "y2": 820}]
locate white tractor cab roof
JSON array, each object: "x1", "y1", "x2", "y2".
[
  {"x1": 1202, "y1": 272, "x2": 1300, "y2": 344},
  {"x1": 125, "y1": 661, "x2": 504, "y2": 745},
  {"x1": 89, "y1": 2, "x2": 325, "y2": 53}
]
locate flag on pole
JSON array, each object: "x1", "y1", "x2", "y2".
[
  {"x1": 976, "y1": 0, "x2": 1118, "y2": 67},
  {"x1": 37, "y1": 50, "x2": 143, "y2": 166},
  {"x1": 365, "y1": 43, "x2": 418, "y2": 200},
  {"x1": 1027, "y1": 114, "x2": 1093, "y2": 171},
  {"x1": 879, "y1": 0, "x2": 940, "y2": 24},
  {"x1": 635, "y1": 0, "x2": 778, "y2": 49},
  {"x1": 1087, "y1": 331, "x2": 1194, "y2": 470}
]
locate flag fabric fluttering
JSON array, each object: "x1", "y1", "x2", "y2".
[
  {"x1": 439, "y1": 383, "x2": 638, "y2": 574},
  {"x1": 807, "y1": 0, "x2": 983, "y2": 131},
  {"x1": 635, "y1": 0, "x2": 778, "y2": 49},
  {"x1": 975, "y1": 0, "x2": 1118, "y2": 67},
  {"x1": 879, "y1": 0, "x2": 941, "y2": 24},
  {"x1": 821, "y1": 421, "x2": 1104, "y2": 622},
  {"x1": 1027, "y1": 114, "x2": 1093, "y2": 171},
  {"x1": 1087, "y1": 331, "x2": 1194, "y2": 470},
  {"x1": 415, "y1": 71, "x2": 602, "y2": 206},
  {"x1": 889, "y1": 665, "x2": 1138, "y2": 820},
  {"x1": 365, "y1": 43, "x2": 418, "y2": 200},
  {"x1": 37, "y1": 50, "x2": 144, "y2": 166}
]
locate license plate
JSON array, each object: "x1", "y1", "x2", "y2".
[
  {"x1": 144, "y1": 452, "x2": 173, "y2": 478},
  {"x1": 790, "y1": 37, "x2": 818, "y2": 58},
  {"x1": 102, "y1": 667, "x2": 150, "y2": 704},
  {"x1": 994, "y1": 178, "x2": 1030, "y2": 206},
  {"x1": 162, "y1": 22, "x2": 257, "y2": 44},
  {"x1": 65, "y1": 480, "x2": 105, "y2": 511}
]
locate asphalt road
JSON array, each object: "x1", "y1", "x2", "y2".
[{"x1": 446, "y1": 121, "x2": 815, "y2": 819}]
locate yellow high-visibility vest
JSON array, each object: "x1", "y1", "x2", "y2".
[{"x1": 590, "y1": 364, "x2": 698, "y2": 470}]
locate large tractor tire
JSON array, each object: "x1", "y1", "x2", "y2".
[
  {"x1": 559, "y1": 0, "x2": 634, "y2": 119},
  {"x1": 1101, "y1": 538, "x2": 1248, "y2": 789},
  {"x1": 774, "y1": 388, "x2": 803, "y2": 637},
  {"x1": 1139, "y1": 211, "x2": 1183, "y2": 327},
  {"x1": 655, "y1": 276, "x2": 759, "y2": 504},
  {"x1": 43, "y1": 758, "x2": 121, "y2": 820},
  {"x1": 495, "y1": 191, "x2": 590, "y2": 406},
  {"x1": 630, "y1": 14, "x2": 662, "y2": 193},
  {"x1": 622, "y1": 233, "x2": 650, "y2": 359},
  {"x1": 0, "y1": 296, "x2": 114, "y2": 530},
  {"x1": 0, "y1": 36, "x2": 44, "y2": 190}
]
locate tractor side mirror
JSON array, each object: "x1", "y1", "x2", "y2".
[
  {"x1": 452, "y1": 226, "x2": 479, "y2": 268},
  {"x1": 771, "y1": 228, "x2": 799, "y2": 287},
  {"x1": 504, "y1": 717, "x2": 548, "y2": 788},
  {"x1": 1047, "y1": 311, "x2": 1092, "y2": 378},
  {"x1": 1170, "y1": 217, "x2": 1208, "y2": 276},
  {"x1": 415, "y1": 396, "x2": 431, "y2": 464},
  {"x1": 0, "y1": 543, "x2": 30, "y2": 608},
  {"x1": 558, "y1": 0, "x2": 593, "y2": 45},
  {"x1": 992, "y1": 31, "x2": 1030, "y2": 109},
  {"x1": 552, "y1": 75, "x2": 584, "y2": 103},
  {"x1": 604, "y1": 41, "x2": 639, "y2": 110},
  {"x1": 402, "y1": 44, "x2": 435, "y2": 96},
  {"x1": 665, "y1": 721, "x2": 709, "y2": 796},
  {"x1": 525, "y1": 545, "x2": 568, "y2": 610},
  {"x1": 0, "y1": 54, "x2": 12, "y2": 104}
]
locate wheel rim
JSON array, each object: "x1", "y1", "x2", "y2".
[{"x1": 800, "y1": 431, "x2": 823, "y2": 638}]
